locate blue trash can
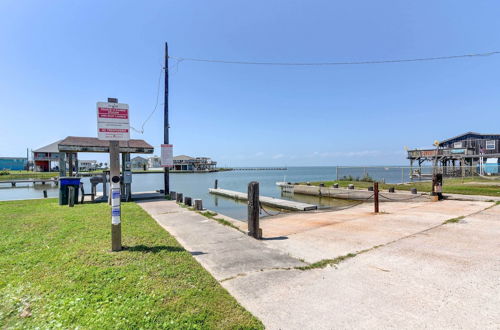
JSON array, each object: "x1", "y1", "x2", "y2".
[{"x1": 59, "y1": 177, "x2": 81, "y2": 205}]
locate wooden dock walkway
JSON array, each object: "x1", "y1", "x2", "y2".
[
  {"x1": 0, "y1": 178, "x2": 58, "y2": 187},
  {"x1": 231, "y1": 167, "x2": 287, "y2": 171},
  {"x1": 208, "y1": 188, "x2": 317, "y2": 211}
]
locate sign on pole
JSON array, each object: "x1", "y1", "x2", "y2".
[
  {"x1": 161, "y1": 144, "x2": 174, "y2": 167},
  {"x1": 97, "y1": 102, "x2": 130, "y2": 141}
]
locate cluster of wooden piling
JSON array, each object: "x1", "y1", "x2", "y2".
[{"x1": 169, "y1": 191, "x2": 203, "y2": 211}]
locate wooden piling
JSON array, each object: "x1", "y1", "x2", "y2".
[
  {"x1": 194, "y1": 199, "x2": 203, "y2": 211},
  {"x1": 214, "y1": 179, "x2": 218, "y2": 189},
  {"x1": 247, "y1": 181, "x2": 261, "y2": 239},
  {"x1": 68, "y1": 186, "x2": 75, "y2": 207},
  {"x1": 176, "y1": 193, "x2": 183, "y2": 203},
  {"x1": 170, "y1": 191, "x2": 177, "y2": 200},
  {"x1": 184, "y1": 196, "x2": 192, "y2": 206},
  {"x1": 109, "y1": 139, "x2": 122, "y2": 252},
  {"x1": 374, "y1": 182, "x2": 379, "y2": 213},
  {"x1": 43, "y1": 190, "x2": 47, "y2": 198}
]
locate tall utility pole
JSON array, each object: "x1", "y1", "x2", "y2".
[{"x1": 163, "y1": 42, "x2": 170, "y2": 195}]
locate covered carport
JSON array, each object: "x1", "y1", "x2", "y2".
[{"x1": 57, "y1": 136, "x2": 155, "y2": 201}]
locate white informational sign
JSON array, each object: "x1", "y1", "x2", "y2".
[
  {"x1": 111, "y1": 186, "x2": 121, "y2": 225},
  {"x1": 161, "y1": 144, "x2": 174, "y2": 167},
  {"x1": 97, "y1": 102, "x2": 130, "y2": 141}
]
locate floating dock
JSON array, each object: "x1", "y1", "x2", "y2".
[
  {"x1": 277, "y1": 183, "x2": 430, "y2": 202},
  {"x1": 209, "y1": 188, "x2": 317, "y2": 211},
  {"x1": 0, "y1": 178, "x2": 58, "y2": 187}
]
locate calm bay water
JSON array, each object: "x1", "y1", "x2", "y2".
[{"x1": 0, "y1": 166, "x2": 423, "y2": 220}]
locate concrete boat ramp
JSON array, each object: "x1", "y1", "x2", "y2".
[
  {"x1": 208, "y1": 188, "x2": 318, "y2": 211},
  {"x1": 139, "y1": 199, "x2": 500, "y2": 329}
]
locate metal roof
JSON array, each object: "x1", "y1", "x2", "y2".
[
  {"x1": 173, "y1": 155, "x2": 194, "y2": 161},
  {"x1": 58, "y1": 136, "x2": 154, "y2": 153},
  {"x1": 439, "y1": 132, "x2": 500, "y2": 145},
  {"x1": 33, "y1": 140, "x2": 63, "y2": 153}
]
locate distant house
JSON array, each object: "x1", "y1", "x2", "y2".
[
  {"x1": 131, "y1": 156, "x2": 148, "y2": 170},
  {"x1": 173, "y1": 155, "x2": 217, "y2": 172},
  {"x1": 148, "y1": 155, "x2": 161, "y2": 168},
  {"x1": 78, "y1": 160, "x2": 97, "y2": 172},
  {"x1": 0, "y1": 157, "x2": 27, "y2": 171},
  {"x1": 407, "y1": 131, "x2": 500, "y2": 176},
  {"x1": 33, "y1": 140, "x2": 64, "y2": 172}
]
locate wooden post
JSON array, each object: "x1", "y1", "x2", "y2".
[
  {"x1": 101, "y1": 172, "x2": 107, "y2": 200},
  {"x1": 176, "y1": 193, "x2": 183, "y2": 203},
  {"x1": 374, "y1": 182, "x2": 379, "y2": 213},
  {"x1": 68, "y1": 153, "x2": 73, "y2": 177},
  {"x1": 43, "y1": 190, "x2": 47, "y2": 198},
  {"x1": 247, "y1": 181, "x2": 261, "y2": 239},
  {"x1": 184, "y1": 196, "x2": 192, "y2": 206},
  {"x1": 409, "y1": 159, "x2": 413, "y2": 182},
  {"x1": 214, "y1": 179, "x2": 218, "y2": 189},
  {"x1": 163, "y1": 42, "x2": 170, "y2": 196},
  {"x1": 109, "y1": 140, "x2": 122, "y2": 252},
  {"x1": 461, "y1": 158, "x2": 465, "y2": 183},
  {"x1": 59, "y1": 152, "x2": 66, "y2": 177},
  {"x1": 68, "y1": 186, "x2": 75, "y2": 207},
  {"x1": 194, "y1": 199, "x2": 203, "y2": 211}
]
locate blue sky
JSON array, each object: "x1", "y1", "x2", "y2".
[{"x1": 1, "y1": 1, "x2": 500, "y2": 166}]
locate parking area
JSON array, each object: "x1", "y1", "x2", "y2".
[
  {"x1": 231, "y1": 200, "x2": 493, "y2": 263},
  {"x1": 224, "y1": 201, "x2": 500, "y2": 329}
]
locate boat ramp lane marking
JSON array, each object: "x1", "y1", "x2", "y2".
[{"x1": 208, "y1": 188, "x2": 317, "y2": 211}]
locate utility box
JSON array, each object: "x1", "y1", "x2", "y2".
[
  {"x1": 58, "y1": 177, "x2": 81, "y2": 205},
  {"x1": 123, "y1": 171, "x2": 132, "y2": 184}
]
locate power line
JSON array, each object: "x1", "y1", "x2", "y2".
[
  {"x1": 130, "y1": 66, "x2": 164, "y2": 134},
  {"x1": 169, "y1": 51, "x2": 500, "y2": 66}
]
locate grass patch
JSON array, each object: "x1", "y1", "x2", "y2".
[
  {"x1": 443, "y1": 216, "x2": 465, "y2": 224},
  {"x1": 295, "y1": 253, "x2": 357, "y2": 270},
  {"x1": 0, "y1": 199, "x2": 262, "y2": 329},
  {"x1": 306, "y1": 177, "x2": 500, "y2": 197},
  {"x1": 198, "y1": 211, "x2": 243, "y2": 233},
  {"x1": 0, "y1": 171, "x2": 58, "y2": 181}
]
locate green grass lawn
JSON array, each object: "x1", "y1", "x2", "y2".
[
  {"x1": 0, "y1": 199, "x2": 263, "y2": 329},
  {"x1": 306, "y1": 177, "x2": 500, "y2": 197},
  {"x1": 0, "y1": 171, "x2": 58, "y2": 181}
]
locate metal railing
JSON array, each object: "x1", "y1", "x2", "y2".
[{"x1": 334, "y1": 165, "x2": 500, "y2": 184}]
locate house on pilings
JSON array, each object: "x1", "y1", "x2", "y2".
[{"x1": 407, "y1": 132, "x2": 500, "y2": 177}]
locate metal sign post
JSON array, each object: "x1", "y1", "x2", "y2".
[{"x1": 97, "y1": 98, "x2": 130, "y2": 252}]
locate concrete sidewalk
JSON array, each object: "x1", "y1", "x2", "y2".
[
  {"x1": 138, "y1": 200, "x2": 500, "y2": 329},
  {"x1": 137, "y1": 200, "x2": 305, "y2": 281}
]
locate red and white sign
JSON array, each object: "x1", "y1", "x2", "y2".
[
  {"x1": 161, "y1": 144, "x2": 174, "y2": 167},
  {"x1": 97, "y1": 102, "x2": 130, "y2": 141}
]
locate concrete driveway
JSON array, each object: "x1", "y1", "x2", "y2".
[{"x1": 140, "y1": 200, "x2": 500, "y2": 329}]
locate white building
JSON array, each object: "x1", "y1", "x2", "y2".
[
  {"x1": 148, "y1": 155, "x2": 161, "y2": 169},
  {"x1": 78, "y1": 160, "x2": 97, "y2": 172}
]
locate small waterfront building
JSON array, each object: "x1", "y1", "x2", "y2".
[
  {"x1": 131, "y1": 156, "x2": 149, "y2": 170},
  {"x1": 78, "y1": 160, "x2": 97, "y2": 172},
  {"x1": 33, "y1": 140, "x2": 65, "y2": 172},
  {"x1": 148, "y1": 156, "x2": 161, "y2": 168},
  {"x1": 407, "y1": 131, "x2": 500, "y2": 176},
  {"x1": 0, "y1": 157, "x2": 27, "y2": 171},
  {"x1": 173, "y1": 155, "x2": 217, "y2": 172}
]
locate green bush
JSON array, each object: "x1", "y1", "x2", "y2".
[{"x1": 0, "y1": 170, "x2": 10, "y2": 176}]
